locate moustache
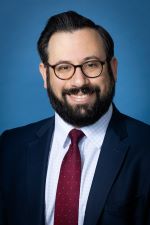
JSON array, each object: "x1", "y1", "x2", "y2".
[{"x1": 62, "y1": 85, "x2": 100, "y2": 96}]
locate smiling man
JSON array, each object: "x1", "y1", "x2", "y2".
[
  {"x1": 40, "y1": 27, "x2": 116, "y2": 127},
  {"x1": 0, "y1": 11, "x2": 150, "y2": 225}
]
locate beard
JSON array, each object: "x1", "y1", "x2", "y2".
[{"x1": 46, "y1": 65, "x2": 115, "y2": 127}]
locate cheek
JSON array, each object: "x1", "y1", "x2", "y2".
[
  {"x1": 92, "y1": 75, "x2": 109, "y2": 90},
  {"x1": 94, "y1": 75, "x2": 112, "y2": 94},
  {"x1": 49, "y1": 74, "x2": 65, "y2": 99}
]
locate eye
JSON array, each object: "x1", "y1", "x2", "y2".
[
  {"x1": 56, "y1": 64, "x2": 72, "y2": 72},
  {"x1": 86, "y1": 61, "x2": 100, "y2": 68}
]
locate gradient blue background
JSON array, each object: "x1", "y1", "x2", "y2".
[{"x1": 0, "y1": 0, "x2": 150, "y2": 133}]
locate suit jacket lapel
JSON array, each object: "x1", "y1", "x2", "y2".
[
  {"x1": 83, "y1": 109, "x2": 129, "y2": 225},
  {"x1": 26, "y1": 117, "x2": 54, "y2": 225}
]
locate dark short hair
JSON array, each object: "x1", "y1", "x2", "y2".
[{"x1": 37, "y1": 11, "x2": 114, "y2": 64}]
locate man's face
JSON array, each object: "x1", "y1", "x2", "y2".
[{"x1": 40, "y1": 28, "x2": 117, "y2": 127}]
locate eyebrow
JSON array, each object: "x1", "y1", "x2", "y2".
[
  {"x1": 50, "y1": 55, "x2": 104, "y2": 66},
  {"x1": 82, "y1": 56, "x2": 102, "y2": 61}
]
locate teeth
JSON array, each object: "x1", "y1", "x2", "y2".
[
  {"x1": 67, "y1": 93, "x2": 94, "y2": 103},
  {"x1": 72, "y1": 94, "x2": 88, "y2": 98}
]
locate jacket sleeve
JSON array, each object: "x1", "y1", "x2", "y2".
[{"x1": 0, "y1": 132, "x2": 7, "y2": 225}]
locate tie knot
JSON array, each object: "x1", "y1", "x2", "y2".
[{"x1": 69, "y1": 129, "x2": 85, "y2": 145}]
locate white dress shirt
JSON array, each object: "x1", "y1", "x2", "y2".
[{"x1": 45, "y1": 104, "x2": 113, "y2": 225}]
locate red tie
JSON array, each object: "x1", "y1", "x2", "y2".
[{"x1": 54, "y1": 129, "x2": 84, "y2": 225}]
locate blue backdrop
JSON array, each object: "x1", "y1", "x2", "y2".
[{"x1": 0, "y1": 0, "x2": 150, "y2": 133}]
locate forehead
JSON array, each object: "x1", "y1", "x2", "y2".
[{"x1": 47, "y1": 28, "x2": 106, "y2": 63}]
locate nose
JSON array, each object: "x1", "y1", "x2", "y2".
[{"x1": 70, "y1": 67, "x2": 89, "y2": 87}]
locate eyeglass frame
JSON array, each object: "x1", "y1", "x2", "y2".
[{"x1": 45, "y1": 59, "x2": 107, "y2": 80}]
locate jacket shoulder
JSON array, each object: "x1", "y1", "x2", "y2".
[
  {"x1": 0, "y1": 117, "x2": 54, "y2": 146},
  {"x1": 116, "y1": 112, "x2": 150, "y2": 147},
  {"x1": 111, "y1": 107, "x2": 150, "y2": 145},
  {"x1": 121, "y1": 113, "x2": 150, "y2": 133}
]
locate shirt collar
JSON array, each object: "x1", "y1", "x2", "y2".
[
  {"x1": 54, "y1": 113, "x2": 74, "y2": 149},
  {"x1": 81, "y1": 104, "x2": 113, "y2": 148},
  {"x1": 54, "y1": 104, "x2": 113, "y2": 149}
]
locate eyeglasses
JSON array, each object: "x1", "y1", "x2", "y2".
[{"x1": 46, "y1": 59, "x2": 106, "y2": 80}]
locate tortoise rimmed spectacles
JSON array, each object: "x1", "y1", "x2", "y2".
[{"x1": 45, "y1": 59, "x2": 106, "y2": 80}]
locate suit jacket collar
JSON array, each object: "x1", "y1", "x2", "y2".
[
  {"x1": 26, "y1": 117, "x2": 55, "y2": 225},
  {"x1": 83, "y1": 107, "x2": 129, "y2": 225}
]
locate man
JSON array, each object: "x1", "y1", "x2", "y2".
[{"x1": 0, "y1": 10, "x2": 150, "y2": 225}]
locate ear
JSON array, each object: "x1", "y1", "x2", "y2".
[
  {"x1": 110, "y1": 57, "x2": 118, "y2": 81},
  {"x1": 39, "y1": 63, "x2": 47, "y2": 88}
]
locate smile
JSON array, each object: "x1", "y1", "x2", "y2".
[{"x1": 66, "y1": 93, "x2": 95, "y2": 104}]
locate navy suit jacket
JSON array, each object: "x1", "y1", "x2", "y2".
[{"x1": 0, "y1": 107, "x2": 150, "y2": 225}]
